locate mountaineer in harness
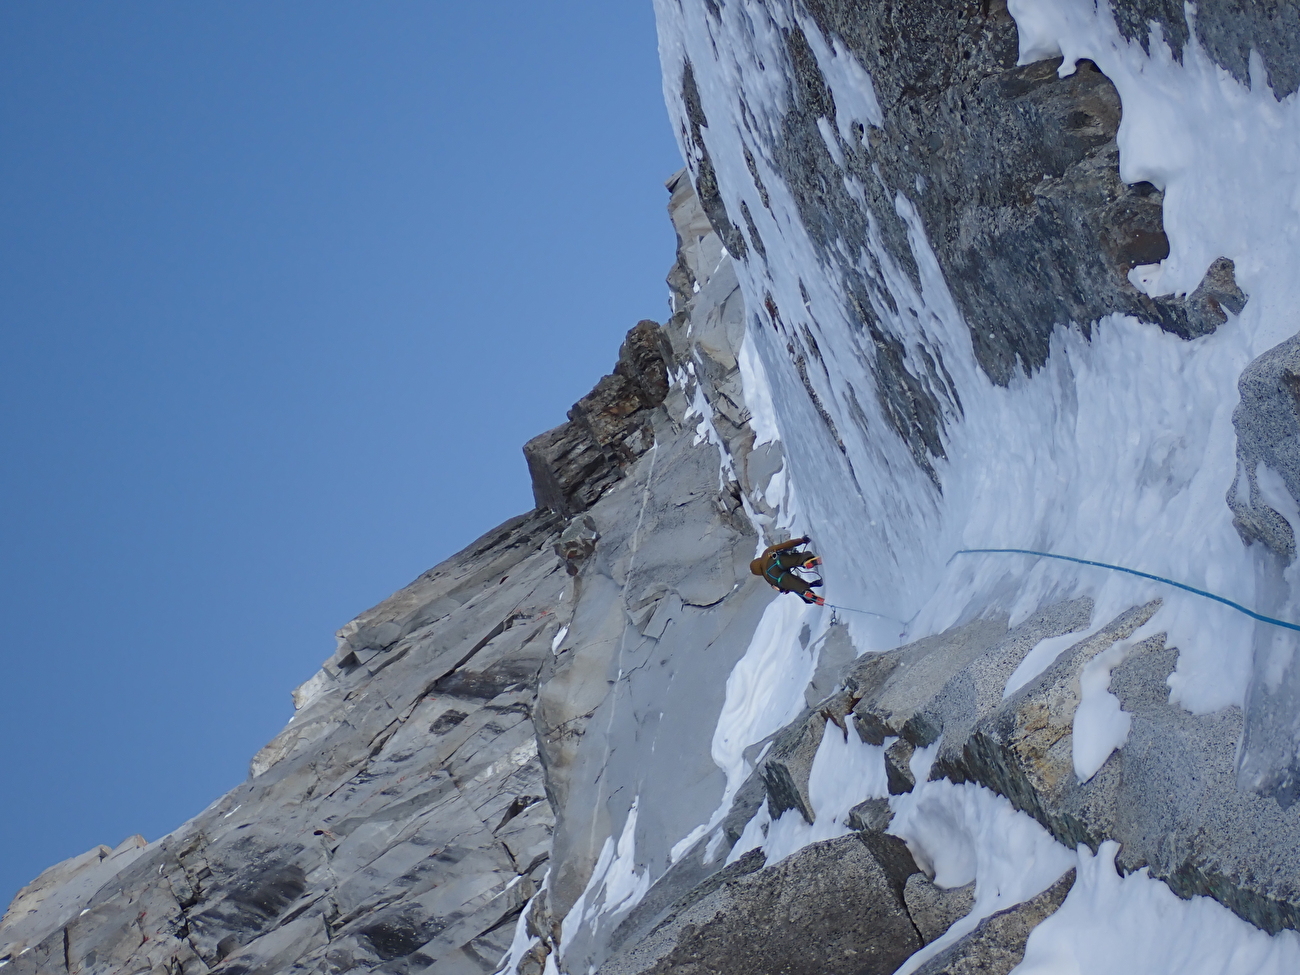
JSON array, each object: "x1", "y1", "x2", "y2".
[{"x1": 750, "y1": 536, "x2": 824, "y2": 605}]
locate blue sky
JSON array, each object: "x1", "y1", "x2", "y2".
[{"x1": 0, "y1": 2, "x2": 682, "y2": 903}]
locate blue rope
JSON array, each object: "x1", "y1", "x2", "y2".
[{"x1": 951, "y1": 547, "x2": 1300, "y2": 633}]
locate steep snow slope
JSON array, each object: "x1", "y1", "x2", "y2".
[
  {"x1": 655, "y1": 0, "x2": 1294, "y2": 728},
  {"x1": 622, "y1": 0, "x2": 1300, "y2": 971}
]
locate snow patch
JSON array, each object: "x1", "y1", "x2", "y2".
[
  {"x1": 559, "y1": 801, "x2": 651, "y2": 963},
  {"x1": 763, "y1": 717, "x2": 890, "y2": 863},
  {"x1": 888, "y1": 777, "x2": 1076, "y2": 975},
  {"x1": 550, "y1": 625, "x2": 569, "y2": 655},
  {"x1": 1016, "y1": 841, "x2": 1300, "y2": 975},
  {"x1": 493, "y1": 874, "x2": 547, "y2": 975},
  {"x1": 737, "y1": 330, "x2": 781, "y2": 446},
  {"x1": 711, "y1": 596, "x2": 821, "y2": 807}
]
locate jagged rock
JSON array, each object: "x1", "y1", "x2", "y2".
[
  {"x1": 615, "y1": 319, "x2": 674, "y2": 407},
  {"x1": 940, "y1": 601, "x2": 1162, "y2": 849},
  {"x1": 1229, "y1": 330, "x2": 1300, "y2": 562},
  {"x1": 2, "y1": 504, "x2": 571, "y2": 975},
  {"x1": 850, "y1": 619, "x2": 1008, "y2": 748},
  {"x1": 748, "y1": 602, "x2": 1090, "y2": 829},
  {"x1": 885, "y1": 739, "x2": 917, "y2": 795},
  {"x1": 850, "y1": 600, "x2": 1093, "y2": 752},
  {"x1": 598, "y1": 836, "x2": 922, "y2": 975},
  {"x1": 904, "y1": 875, "x2": 976, "y2": 946},
  {"x1": 1225, "y1": 331, "x2": 1300, "y2": 808},
  {"x1": 523, "y1": 415, "x2": 625, "y2": 519},
  {"x1": 524, "y1": 320, "x2": 672, "y2": 517},
  {"x1": 555, "y1": 515, "x2": 601, "y2": 576},
  {"x1": 911, "y1": 869, "x2": 1075, "y2": 974},
  {"x1": 846, "y1": 798, "x2": 893, "y2": 834},
  {"x1": 1183, "y1": 256, "x2": 1248, "y2": 334},
  {"x1": 928, "y1": 609, "x2": 1300, "y2": 935},
  {"x1": 760, "y1": 711, "x2": 826, "y2": 824}
]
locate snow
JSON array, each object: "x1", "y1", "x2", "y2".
[
  {"x1": 1015, "y1": 842, "x2": 1300, "y2": 975},
  {"x1": 1003, "y1": 628, "x2": 1094, "y2": 699},
  {"x1": 710, "y1": 595, "x2": 820, "y2": 805},
  {"x1": 594, "y1": 801, "x2": 652, "y2": 918},
  {"x1": 494, "y1": 887, "x2": 542, "y2": 975},
  {"x1": 494, "y1": 871, "x2": 551, "y2": 975},
  {"x1": 559, "y1": 801, "x2": 650, "y2": 960},
  {"x1": 725, "y1": 798, "x2": 771, "y2": 866},
  {"x1": 737, "y1": 331, "x2": 781, "y2": 447},
  {"x1": 795, "y1": 13, "x2": 883, "y2": 135},
  {"x1": 639, "y1": 0, "x2": 1300, "y2": 966},
  {"x1": 1070, "y1": 615, "x2": 1164, "y2": 780},
  {"x1": 550, "y1": 625, "x2": 568, "y2": 655},
  {"x1": 762, "y1": 717, "x2": 889, "y2": 863},
  {"x1": 658, "y1": 590, "x2": 825, "y2": 876},
  {"x1": 668, "y1": 823, "x2": 710, "y2": 865},
  {"x1": 889, "y1": 774, "x2": 1076, "y2": 975}
]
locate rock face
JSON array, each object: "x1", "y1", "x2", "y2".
[
  {"x1": 910, "y1": 870, "x2": 1075, "y2": 975},
  {"x1": 3, "y1": 506, "x2": 569, "y2": 975},
  {"x1": 600, "y1": 837, "x2": 923, "y2": 975},
  {"x1": 1230, "y1": 331, "x2": 1300, "y2": 808},
  {"x1": 904, "y1": 875, "x2": 976, "y2": 947},
  {"x1": 11, "y1": 2, "x2": 1300, "y2": 974},
  {"x1": 0, "y1": 176, "x2": 792, "y2": 975},
  {"x1": 667, "y1": 0, "x2": 1249, "y2": 511},
  {"x1": 1108, "y1": 0, "x2": 1300, "y2": 98},
  {"x1": 776, "y1": 1, "x2": 1243, "y2": 388},
  {"x1": 523, "y1": 321, "x2": 674, "y2": 517}
]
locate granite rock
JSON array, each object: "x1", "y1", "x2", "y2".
[
  {"x1": 903, "y1": 875, "x2": 976, "y2": 946},
  {"x1": 911, "y1": 869, "x2": 1075, "y2": 975},
  {"x1": 597, "y1": 836, "x2": 922, "y2": 975}
]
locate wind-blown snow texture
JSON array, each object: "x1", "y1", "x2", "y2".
[
  {"x1": 656, "y1": 0, "x2": 1289, "y2": 715},
  {"x1": 632, "y1": 0, "x2": 1300, "y2": 971}
]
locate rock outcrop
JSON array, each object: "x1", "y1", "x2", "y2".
[
  {"x1": 523, "y1": 321, "x2": 674, "y2": 518},
  {"x1": 600, "y1": 837, "x2": 923, "y2": 975},
  {"x1": 910, "y1": 870, "x2": 1075, "y2": 975},
  {"x1": 3, "y1": 505, "x2": 568, "y2": 975},
  {"x1": 1230, "y1": 331, "x2": 1300, "y2": 808}
]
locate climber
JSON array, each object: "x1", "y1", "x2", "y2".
[{"x1": 750, "y1": 536, "x2": 824, "y2": 605}]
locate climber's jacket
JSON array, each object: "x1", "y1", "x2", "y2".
[{"x1": 749, "y1": 537, "x2": 818, "y2": 600}]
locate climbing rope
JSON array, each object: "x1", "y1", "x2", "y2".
[
  {"x1": 951, "y1": 547, "x2": 1300, "y2": 634},
  {"x1": 820, "y1": 601, "x2": 908, "y2": 624}
]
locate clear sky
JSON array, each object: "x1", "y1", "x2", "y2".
[{"x1": 0, "y1": 2, "x2": 682, "y2": 905}]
